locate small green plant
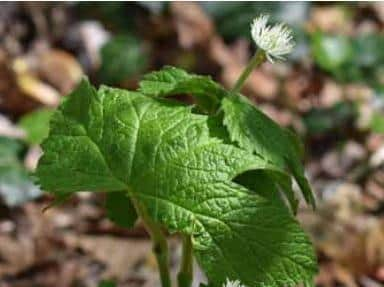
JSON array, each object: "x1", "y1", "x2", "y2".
[{"x1": 35, "y1": 15, "x2": 317, "y2": 287}]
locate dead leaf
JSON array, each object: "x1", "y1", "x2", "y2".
[
  {"x1": 62, "y1": 234, "x2": 151, "y2": 278},
  {"x1": 366, "y1": 134, "x2": 384, "y2": 153},
  {"x1": 320, "y1": 80, "x2": 343, "y2": 108},
  {"x1": 259, "y1": 104, "x2": 293, "y2": 127},
  {"x1": 66, "y1": 21, "x2": 110, "y2": 69},
  {"x1": 316, "y1": 262, "x2": 358, "y2": 287},
  {"x1": 0, "y1": 51, "x2": 40, "y2": 116},
  {"x1": 373, "y1": 2, "x2": 384, "y2": 23},
  {"x1": 38, "y1": 49, "x2": 83, "y2": 94},
  {"x1": 24, "y1": 145, "x2": 42, "y2": 171},
  {"x1": 365, "y1": 220, "x2": 384, "y2": 267},
  {"x1": 345, "y1": 84, "x2": 373, "y2": 102},
  {"x1": 16, "y1": 73, "x2": 60, "y2": 106},
  {"x1": 0, "y1": 114, "x2": 25, "y2": 138},
  {"x1": 309, "y1": 6, "x2": 352, "y2": 34},
  {"x1": 170, "y1": 2, "x2": 214, "y2": 49},
  {"x1": 370, "y1": 146, "x2": 384, "y2": 168}
]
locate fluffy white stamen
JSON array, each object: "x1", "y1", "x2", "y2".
[
  {"x1": 251, "y1": 14, "x2": 295, "y2": 62},
  {"x1": 223, "y1": 279, "x2": 246, "y2": 287}
]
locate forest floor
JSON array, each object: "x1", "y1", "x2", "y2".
[{"x1": 0, "y1": 2, "x2": 383, "y2": 287}]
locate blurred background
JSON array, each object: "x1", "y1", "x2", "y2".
[{"x1": 0, "y1": 2, "x2": 383, "y2": 287}]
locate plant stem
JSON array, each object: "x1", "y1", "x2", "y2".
[
  {"x1": 231, "y1": 49, "x2": 266, "y2": 94},
  {"x1": 177, "y1": 235, "x2": 193, "y2": 287},
  {"x1": 130, "y1": 196, "x2": 171, "y2": 287}
]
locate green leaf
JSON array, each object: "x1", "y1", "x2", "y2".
[
  {"x1": 106, "y1": 192, "x2": 138, "y2": 228},
  {"x1": 234, "y1": 170, "x2": 282, "y2": 201},
  {"x1": 140, "y1": 67, "x2": 301, "y2": 211},
  {"x1": 370, "y1": 112, "x2": 384, "y2": 133},
  {"x1": 18, "y1": 108, "x2": 54, "y2": 145},
  {"x1": 0, "y1": 136, "x2": 21, "y2": 159},
  {"x1": 98, "y1": 280, "x2": 116, "y2": 287},
  {"x1": 0, "y1": 137, "x2": 42, "y2": 206},
  {"x1": 35, "y1": 80, "x2": 127, "y2": 194},
  {"x1": 311, "y1": 32, "x2": 353, "y2": 72},
  {"x1": 99, "y1": 35, "x2": 148, "y2": 85},
  {"x1": 303, "y1": 102, "x2": 356, "y2": 136},
  {"x1": 36, "y1": 80, "x2": 317, "y2": 287},
  {"x1": 221, "y1": 94, "x2": 315, "y2": 208},
  {"x1": 77, "y1": 3, "x2": 136, "y2": 33},
  {"x1": 193, "y1": 190, "x2": 317, "y2": 287},
  {"x1": 311, "y1": 32, "x2": 384, "y2": 86},
  {"x1": 354, "y1": 34, "x2": 384, "y2": 67},
  {"x1": 139, "y1": 66, "x2": 226, "y2": 114}
]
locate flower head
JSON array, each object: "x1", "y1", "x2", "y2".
[
  {"x1": 223, "y1": 279, "x2": 246, "y2": 287},
  {"x1": 251, "y1": 14, "x2": 295, "y2": 62}
]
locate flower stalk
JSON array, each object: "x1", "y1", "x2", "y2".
[
  {"x1": 231, "y1": 49, "x2": 266, "y2": 94},
  {"x1": 130, "y1": 195, "x2": 171, "y2": 287},
  {"x1": 177, "y1": 235, "x2": 194, "y2": 287},
  {"x1": 231, "y1": 14, "x2": 295, "y2": 95}
]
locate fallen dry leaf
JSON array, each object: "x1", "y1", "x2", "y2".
[
  {"x1": 0, "y1": 51, "x2": 40, "y2": 115},
  {"x1": 0, "y1": 114, "x2": 25, "y2": 138},
  {"x1": 16, "y1": 73, "x2": 60, "y2": 106},
  {"x1": 24, "y1": 145, "x2": 42, "y2": 171},
  {"x1": 370, "y1": 146, "x2": 384, "y2": 168},
  {"x1": 373, "y1": 2, "x2": 384, "y2": 23},
  {"x1": 366, "y1": 134, "x2": 384, "y2": 153},
  {"x1": 62, "y1": 234, "x2": 151, "y2": 279},
  {"x1": 170, "y1": 2, "x2": 214, "y2": 49},
  {"x1": 259, "y1": 104, "x2": 293, "y2": 127},
  {"x1": 67, "y1": 21, "x2": 110, "y2": 69},
  {"x1": 309, "y1": 6, "x2": 352, "y2": 34},
  {"x1": 38, "y1": 49, "x2": 83, "y2": 94},
  {"x1": 319, "y1": 80, "x2": 343, "y2": 108},
  {"x1": 344, "y1": 84, "x2": 373, "y2": 102}
]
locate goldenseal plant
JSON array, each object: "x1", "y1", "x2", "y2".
[{"x1": 36, "y1": 15, "x2": 317, "y2": 287}]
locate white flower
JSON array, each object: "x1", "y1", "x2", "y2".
[
  {"x1": 223, "y1": 279, "x2": 246, "y2": 287},
  {"x1": 251, "y1": 14, "x2": 295, "y2": 62}
]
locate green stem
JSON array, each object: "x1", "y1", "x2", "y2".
[
  {"x1": 130, "y1": 195, "x2": 171, "y2": 287},
  {"x1": 231, "y1": 49, "x2": 266, "y2": 94},
  {"x1": 177, "y1": 235, "x2": 193, "y2": 287}
]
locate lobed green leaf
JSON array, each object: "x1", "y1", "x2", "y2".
[
  {"x1": 139, "y1": 66, "x2": 226, "y2": 114},
  {"x1": 222, "y1": 94, "x2": 315, "y2": 208},
  {"x1": 139, "y1": 67, "x2": 315, "y2": 210},
  {"x1": 36, "y1": 78, "x2": 317, "y2": 287}
]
